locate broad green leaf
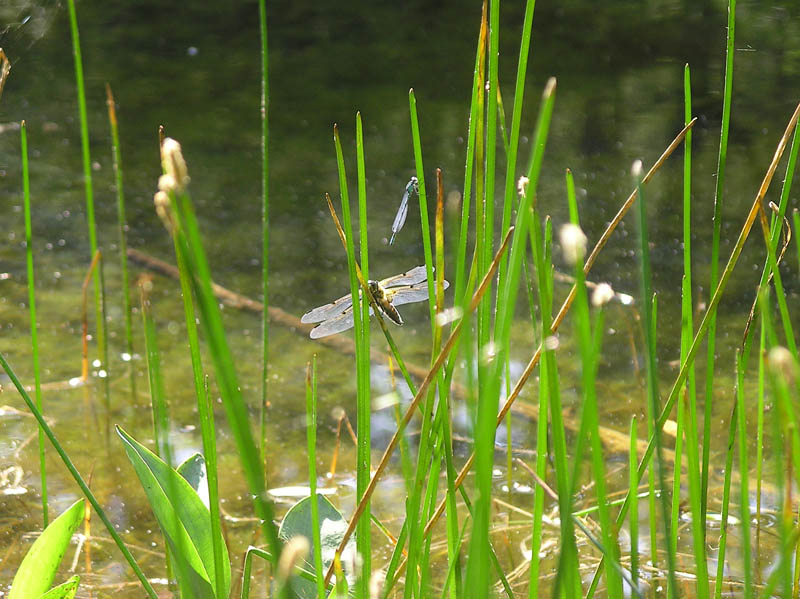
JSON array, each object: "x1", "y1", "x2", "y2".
[
  {"x1": 116, "y1": 426, "x2": 230, "y2": 598},
  {"x1": 9, "y1": 499, "x2": 84, "y2": 599},
  {"x1": 177, "y1": 453, "x2": 209, "y2": 508},
  {"x1": 278, "y1": 494, "x2": 355, "y2": 598},
  {"x1": 39, "y1": 575, "x2": 80, "y2": 599}
]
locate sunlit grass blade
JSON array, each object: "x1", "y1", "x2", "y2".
[
  {"x1": 105, "y1": 85, "x2": 135, "y2": 398},
  {"x1": 257, "y1": 0, "x2": 270, "y2": 481},
  {"x1": 703, "y1": 0, "x2": 736, "y2": 529},
  {"x1": 354, "y1": 112, "x2": 372, "y2": 595},
  {"x1": 171, "y1": 225, "x2": 225, "y2": 597},
  {"x1": 735, "y1": 351, "x2": 753, "y2": 599},
  {"x1": 629, "y1": 417, "x2": 639, "y2": 588},
  {"x1": 305, "y1": 358, "x2": 326, "y2": 599},
  {"x1": 66, "y1": 0, "x2": 109, "y2": 405},
  {"x1": 21, "y1": 120, "x2": 48, "y2": 527},
  {"x1": 0, "y1": 352, "x2": 157, "y2": 598}
]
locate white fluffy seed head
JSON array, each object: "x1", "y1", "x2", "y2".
[
  {"x1": 768, "y1": 346, "x2": 797, "y2": 385},
  {"x1": 517, "y1": 176, "x2": 529, "y2": 197},
  {"x1": 559, "y1": 223, "x2": 587, "y2": 266},
  {"x1": 160, "y1": 137, "x2": 190, "y2": 191},
  {"x1": 631, "y1": 159, "x2": 643, "y2": 178},
  {"x1": 592, "y1": 283, "x2": 615, "y2": 307}
]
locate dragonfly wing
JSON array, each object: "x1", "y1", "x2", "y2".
[
  {"x1": 308, "y1": 305, "x2": 376, "y2": 339},
  {"x1": 389, "y1": 191, "x2": 410, "y2": 245},
  {"x1": 301, "y1": 294, "x2": 353, "y2": 324},
  {"x1": 381, "y1": 265, "x2": 429, "y2": 288},
  {"x1": 309, "y1": 310, "x2": 355, "y2": 339},
  {"x1": 388, "y1": 279, "x2": 449, "y2": 307}
]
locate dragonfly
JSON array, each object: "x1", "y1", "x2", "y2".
[
  {"x1": 389, "y1": 176, "x2": 419, "y2": 245},
  {"x1": 300, "y1": 265, "x2": 448, "y2": 339}
]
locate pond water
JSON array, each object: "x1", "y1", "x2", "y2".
[{"x1": 1, "y1": 0, "x2": 799, "y2": 596}]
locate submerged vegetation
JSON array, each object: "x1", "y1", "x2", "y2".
[{"x1": 2, "y1": 1, "x2": 800, "y2": 598}]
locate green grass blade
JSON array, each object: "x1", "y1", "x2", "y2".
[
  {"x1": 703, "y1": 0, "x2": 736, "y2": 530},
  {"x1": 66, "y1": 0, "x2": 109, "y2": 405},
  {"x1": 305, "y1": 358, "x2": 325, "y2": 599},
  {"x1": 258, "y1": 0, "x2": 271, "y2": 484},
  {"x1": 105, "y1": 85, "x2": 135, "y2": 398},
  {"x1": 21, "y1": 120, "x2": 48, "y2": 527},
  {"x1": 355, "y1": 112, "x2": 371, "y2": 596},
  {"x1": 629, "y1": 417, "x2": 639, "y2": 588}
]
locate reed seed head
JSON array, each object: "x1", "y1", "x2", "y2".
[
  {"x1": 631, "y1": 159, "x2": 643, "y2": 178},
  {"x1": 517, "y1": 176, "x2": 529, "y2": 197},
  {"x1": 592, "y1": 282, "x2": 615, "y2": 307},
  {"x1": 153, "y1": 190, "x2": 175, "y2": 232},
  {"x1": 559, "y1": 223, "x2": 587, "y2": 265},
  {"x1": 768, "y1": 346, "x2": 797, "y2": 385},
  {"x1": 160, "y1": 137, "x2": 190, "y2": 191}
]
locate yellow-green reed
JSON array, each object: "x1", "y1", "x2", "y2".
[{"x1": 105, "y1": 85, "x2": 135, "y2": 398}]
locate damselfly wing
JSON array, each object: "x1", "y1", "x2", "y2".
[{"x1": 300, "y1": 265, "x2": 448, "y2": 339}]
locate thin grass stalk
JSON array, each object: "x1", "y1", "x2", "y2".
[
  {"x1": 21, "y1": 121, "x2": 48, "y2": 527},
  {"x1": 587, "y1": 101, "x2": 800, "y2": 594},
  {"x1": 680, "y1": 63, "x2": 710, "y2": 599},
  {"x1": 258, "y1": 0, "x2": 270, "y2": 483},
  {"x1": 498, "y1": 0, "x2": 537, "y2": 286},
  {"x1": 433, "y1": 169, "x2": 462, "y2": 599},
  {"x1": 355, "y1": 112, "x2": 372, "y2": 596},
  {"x1": 66, "y1": 0, "x2": 109, "y2": 402},
  {"x1": 324, "y1": 229, "x2": 514, "y2": 588},
  {"x1": 140, "y1": 285, "x2": 169, "y2": 462},
  {"x1": 453, "y1": 0, "x2": 487, "y2": 311},
  {"x1": 306, "y1": 358, "x2": 326, "y2": 599},
  {"x1": 703, "y1": 0, "x2": 736, "y2": 530},
  {"x1": 634, "y1": 165, "x2": 677, "y2": 595},
  {"x1": 629, "y1": 417, "x2": 639, "y2": 588},
  {"x1": 735, "y1": 352, "x2": 753, "y2": 599},
  {"x1": 172, "y1": 233, "x2": 225, "y2": 598},
  {"x1": 669, "y1": 394, "x2": 684, "y2": 587},
  {"x1": 483, "y1": 0, "x2": 500, "y2": 289},
  {"x1": 527, "y1": 335, "x2": 549, "y2": 599},
  {"x1": 755, "y1": 314, "x2": 766, "y2": 572},
  {"x1": 534, "y1": 218, "x2": 580, "y2": 599},
  {"x1": 331, "y1": 123, "x2": 370, "y2": 596},
  {"x1": 105, "y1": 85, "x2": 135, "y2": 398},
  {"x1": 408, "y1": 90, "x2": 435, "y2": 327},
  {"x1": 712, "y1": 389, "x2": 736, "y2": 599},
  {"x1": 0, "y1": 353, "x2": 157, "y2": 597},
  {"x1": 159, "y1": 142, "x2": 283, "y2": 572}
]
